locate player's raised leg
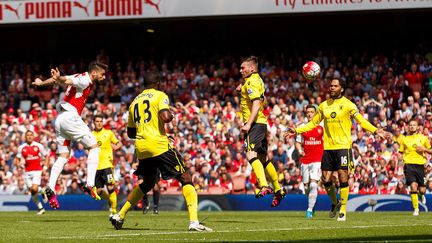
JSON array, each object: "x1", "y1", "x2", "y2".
[{"x1": 66, "y1": 116, "x2": 101, "y2": 200}]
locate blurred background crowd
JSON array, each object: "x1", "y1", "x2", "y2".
[{"x1": 1, "y1": 47, "x2": 432, "y2": 198}]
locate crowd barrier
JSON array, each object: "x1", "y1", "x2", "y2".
[{"x1": 0, "y1": 194, "x2": 429, "y2": 212}]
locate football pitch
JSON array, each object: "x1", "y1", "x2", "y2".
[{"x1": 1, "y1": 211, "x2": 432, "y2": 242}]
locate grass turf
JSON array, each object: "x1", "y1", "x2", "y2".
[{"x1": 1, "y1": 211, "x2": 432, "y2": 242}]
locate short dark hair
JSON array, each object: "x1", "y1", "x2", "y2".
[
  {"x1": 306, "y1": 105, "x2": 316, "y2": 111},
  {"x1": 93, "y1": 114, "x2": 104, "y2": 121},
  {"x1": 144, "y1": 71, "x2": 161, "y2": 86},
  {"x1": 241, "y1": 56, "x2": 259, "y2": 67},
  {"x1": 25, "y1": 130, "x2": 34, "y2": 135},
  {"x1": 88, "y1": 61, "x2": 108, "y2": 72}
]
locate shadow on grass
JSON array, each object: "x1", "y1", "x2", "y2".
[{"x1": 118, "y1": 228, "x2": 151, "y2": 231}]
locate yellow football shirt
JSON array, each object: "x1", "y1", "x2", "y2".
[
  {"x1": 240, "y1": 73, "x2": 267, "y2": 125},
  {"x1": 296, "y1": 96, "x2": 377, "y2": 150},
  {"x1": 399, "y1": 133, "x2": 431, "y2": 165},
  {"x1": 128, "y1": 88, "x2": 170, "y2": 159},
  {"x1": 394, "y1": 134, "x2": 405, "y2": 145},
  {"x1": 92, "y1": 128, "x2": 119, "y2": 170}
]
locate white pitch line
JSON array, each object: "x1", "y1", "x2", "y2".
[{"x1": 48, "y1": 223, "x2": 432, "y2": 240}]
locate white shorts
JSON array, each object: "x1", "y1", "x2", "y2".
[
  {"x1": 24, "y1": 170, "x2": 42, "y2": 188},
  {"x1": 301, "y1": 162, "x2": 321, "y2": 184},
  {"x1": 55, "y1": 110, "x2": 97, "y2": 154}
]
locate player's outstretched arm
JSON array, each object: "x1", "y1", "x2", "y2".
[
  {"x1": 32, "y1": 77, "x2": 57, "y2": 87},
  {"x1": 32, "y1": 67, "x2": 73, "y2": 86}
]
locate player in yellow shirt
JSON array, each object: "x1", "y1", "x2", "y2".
[
  {"x1": 238, "y1": 56, "x2": 284, "y2": 207},
  {"x1": 285, "y1": 78, "x2": 391, "y2": 221},
  {"x1": 110, "y1": 72, "x2": 212, "y2": 232},
  {"x1": 399, "y1": 119, "x2": 432, "y2": 216},
  {"x1": 91, "y1": 114, "x2": 122, "y2": 218}
]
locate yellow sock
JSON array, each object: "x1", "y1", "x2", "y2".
[
  {"x1": 99, "y1": 190, "x2": 110, "y2": 201},
  {"x1": 183, "y1": 184, "x2": 198, "y2": 222},
  {"x1": 339, "y1": 186, "x2": 349, "y2": 214},
  {"x1": 109, "y1": 191, "x2": 117, "y2": 214},
  {"x1": 254, "y1": 187, "x2": 260, "y2": 195},
  {"x1": 264, "y1": 162, "x2": 281, "y2": 192},
  {"x1": 325, "y1": 183, "x2": 338, "y2": 205},
  {"x1": 119, "y1": 201, "x2": 132, "y2": 219},
  {"x1": 119, "y1": 187, "x2": 144, "y2": 219},
  {"x1": 251, "y1": 158, "x2": 268, "y2": 188},
  {"x1": 411, "y1": 192, "x2": 419, "y2": 210}
]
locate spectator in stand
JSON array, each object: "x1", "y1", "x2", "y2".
[
  {"x1": 348, "y1": 174, "x2": 359, "y2": 194},
  {"x1": 394, "y1": 181, "x2": 409, "y2": 195},
  {"x1": 378, "y1": 179, "x2": 392, "y2": 194},
  {"x1": 359, "y1": 177, "x2": 377, "y2": 194},
  {"x1": 220, "y1": 173, "x2": 233, "y2": 193},
  {"x1": 426, "y1": 180, "x2": 432, "y2": 194},
  {"x1": 66, "y1": 179, "x2": 84, "y2": 194},
  {"x1": 73, "y1": 143, "x2": 87, "y2": 159},
  {"x1": 405, "y1": 64, "x2": 425, "y2": 94}
]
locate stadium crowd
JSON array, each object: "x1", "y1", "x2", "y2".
[{"x1": 1, "y1": 48, "x2": 432, "y2": 198}]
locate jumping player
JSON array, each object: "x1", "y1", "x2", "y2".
[{"x1": 32, "y1": 61, "x2": 108, "y2": 209}]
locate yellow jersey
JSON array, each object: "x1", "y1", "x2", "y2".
[
  {"x1": 399, "y1": 133, "x2": 431, "y2": 165},
  {"x1": 296, "y1": 96, "x2": 377, "y2": 150},
  {"x1": 92, "y1": 128, "x2": 119, "y2": 170},
  {"x1": 394, "y1": 134, "x2": 405, "y2": 145},
  {"x1": 240, "y1": 73, "x2": 267, "y2": 125},
  {"x1": 128, "y1": 88, "x2": 170, "y2": 159}
]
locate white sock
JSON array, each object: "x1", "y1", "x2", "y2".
[
  {"x1": 307, "y1": 181, "x2": 318, "y2": 212},
  {"x1": 86, "y1": 147, "x2": 100, "y2": 187},
  {"x1": 190, "y1": 220, "x2": 199, "y2": 226},
  {"x1": 48, "y1": 157, "x2": 68, "y2": 189}
]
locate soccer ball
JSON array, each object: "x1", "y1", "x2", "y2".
[{"x1": 302, "y1": 61, "x2": 320, "y2": 80}]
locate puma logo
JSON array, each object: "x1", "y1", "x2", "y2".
[
  {"x1": 73, "y1": 0, "x2": 92, "y2": 16},
  {"x1": 144, "y1": 0, "x2": 160, "y2": 14},
  {"x1": 5, "y1": 3, "x2": 22, "y2": 19}
]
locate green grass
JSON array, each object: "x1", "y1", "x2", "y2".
[{"x1": 1, "y1": 211, "x2": 432, "y2": 242}]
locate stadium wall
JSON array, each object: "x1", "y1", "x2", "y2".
[{"x1": 1, "y1": 194, "x2": 429, "y2": 212}]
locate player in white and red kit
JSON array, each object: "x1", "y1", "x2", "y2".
[
  {"x1": 15, "y1": 130, "x2": 49, "y2": 215},
  {"x1": 32, "y1": 61, "x2": 108, "y2": 209},
  {"x1": 295, "y1": 105, "x2": 324, "y2": 219}
]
